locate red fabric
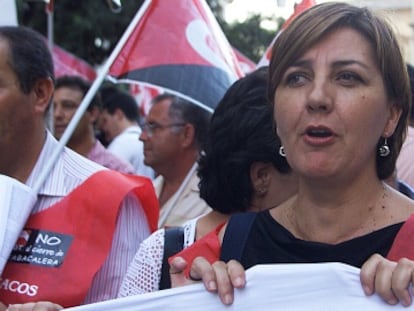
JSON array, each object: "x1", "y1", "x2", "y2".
[
  {"x1": 129, "y1": 83, "x2": 163, "y2": 117},
  {"x1": 52, "y1": 44, "x2": 97, "y2": 81},
  {"x1": 168, "y1": 222, "x2": 225, "y2": 278},
  {"x1": 45, "y1": 0, "x2": 54, "y2": 13},
  {"x1": 109, "y1": 0, "x2": 243, "y2": 78},
  {"x1": 387, "y1": 213, "x2": 414, "y2": 261},
  {"x1": 282, "y1": 0, "x2": 316, "y2": 30},
  {"x1": 0, "y1": 171, "x2": 158, "y2": 307}
]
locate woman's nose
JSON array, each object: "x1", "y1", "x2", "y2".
[{"x1": 306, "y1": 80, "x2": 333, "y2": 113}]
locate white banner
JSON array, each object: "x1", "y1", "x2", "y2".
[
  {"x1": 0, "y1": 0, "x2": 17, "y2": 26},
  {"x1": 0, "y1": 175, "x2": 36, "y2": 274},
  {"x1": 65, "y1": 263, "x2": 412, "y2": 310}
]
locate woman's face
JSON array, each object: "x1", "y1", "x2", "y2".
[{"x1": 274, "y1": 27, "x2": 401, "y2": 182}]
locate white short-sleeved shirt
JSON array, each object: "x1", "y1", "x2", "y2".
[{"x1": 107, "y1": 125, "x2": 154, "y2": 178}]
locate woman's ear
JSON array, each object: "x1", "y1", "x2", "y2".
[
  {"x1": 383, "y1": 103, "x2": 402, "y2": 137},
  {"x1": 250, "y1": 162, "x2": 271, "y2": 195}
]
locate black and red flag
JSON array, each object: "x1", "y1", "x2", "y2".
[{"x1": 108, "y1": 0, "x2": 244, "y2": 112}]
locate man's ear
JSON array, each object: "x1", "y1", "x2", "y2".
[
  {"x1": 88, "y1": 106, "x2": 101, "y2": 123},
  {"x1": 114, "y1": 108, "x2": 125, "y2": 121},
  {"x1": 181, "y1": 123, "x2": 195, "y2": 148},
  {"x1": 32, "y1": 77, "x2": 54, "y2": 114}
]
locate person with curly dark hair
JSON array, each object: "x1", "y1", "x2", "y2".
[{"x1": 117, "y1": 67, "x2": 297, "y2": 297}]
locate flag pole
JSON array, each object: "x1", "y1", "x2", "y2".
[
  {"x1": 33, "y1": 0, "x2": 152, "y2": 193},
  {"x1": 45, "y1": 0, "x2": 54, "y2": 135}
]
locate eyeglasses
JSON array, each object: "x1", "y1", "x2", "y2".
[{"x1": 142, "y1": 122, "x2": 186, "y2": 137}]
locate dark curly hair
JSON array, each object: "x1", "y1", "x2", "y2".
[{"x1": 198, "y1": 67, "x2": 290, "y2": 214}]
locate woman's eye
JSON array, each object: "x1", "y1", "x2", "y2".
[
  {"x1": 286, "y1": 73, "x2": 306, "y2": 86},
  {"x1": 337, "y1": 72, "x2": 362, "y2": 84}
]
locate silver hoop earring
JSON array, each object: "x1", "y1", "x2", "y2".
[
  {"x1": 279, "y1": 146, "x2": 286, "y2": 157},
  {"x1": 379, "y1": 138, "x2": 391, "y2": 157}
]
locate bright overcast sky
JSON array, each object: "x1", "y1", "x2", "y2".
[
  {"x1": 224, "y1": 0, "x2": 348, "y2": 25},
  {"x1": 224, "y1": 0, "x2": 295, "y2": 22}
]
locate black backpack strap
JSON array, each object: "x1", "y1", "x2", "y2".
[
  {"x1": 220, "y1": 212, "x2": 257, "y2": 262},
  {"x1": 159, "y1": 226, "x2": 185, "y2": 290}
]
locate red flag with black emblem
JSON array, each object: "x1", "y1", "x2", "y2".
[
  {"x1": 257, "y1": 0, "x2": 316, "y2": 68},
  {"x1": 108, "y1": 0, "x2": 244, "y2": 112}
]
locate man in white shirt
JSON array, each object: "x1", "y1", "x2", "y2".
[{"x1": 99, "y1": 89, "x2": 154, "y2": 178}]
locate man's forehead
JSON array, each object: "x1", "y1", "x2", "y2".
[
  {"x1": 149, "y1": 100, "x2": 172, "y2": 118},
  {"x1": 53, "y1": 87, "x2": 83, "y2": 101}
]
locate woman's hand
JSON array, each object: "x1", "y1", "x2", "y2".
[
  {"x1": 170, "y1": 255, "x2": 246, "y2": 305},
  {"x1": 6, "y1": 302, "x2": 63, "y2": 311},
  {"x1": 361, "y1": 253, "x2": 414, "y2": 307},
  {"x1": 169, "y1": 256, "x2": 198, "y2": 288}
]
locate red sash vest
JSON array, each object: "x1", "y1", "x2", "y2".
[{"x1": 0, "y1": 170, "x2": 158, "y2": 307}]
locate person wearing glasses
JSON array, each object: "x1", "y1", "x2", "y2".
[
  {"x1": 140, "y1": 94, "x2": 212, "y2": 228},
  {"x1": 99, "y1": 88, "x2": 154, "y2": 178}
]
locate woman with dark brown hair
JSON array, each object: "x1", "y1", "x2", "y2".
[{"x1": 170, "y1": 2, "x2": 414, "y2": 307}]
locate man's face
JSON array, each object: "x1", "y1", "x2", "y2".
[
  {"x1": 99, "y1": 109, "x2": 119, "y2": 143},
  {"x1": 139, "y1": 99, "x2": 184, "y2": 172},
  {"x1": 0, "y1": 39, "x2": 36, "y2": 156},
  {"x1": 53, "y1": 86, "x2": 90, "y2": 141}
]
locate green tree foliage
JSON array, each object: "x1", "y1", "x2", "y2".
[
  {"x1": 17, "y1": 0, "x2": 143, "y2": 65},
  {"x1": 16, "y1": 0, "x2": 280, "y2": 66},
  {"x1": 206, "y1": 0, "x2": 283, "y2": 63},
  {"x1": 222, "y1": 14, "x2": 283, "y2": 62},
  {"x1": 206, "y1": 0, "x2": 228, "y2": 22}
]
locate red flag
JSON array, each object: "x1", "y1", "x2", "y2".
[
  {"x1": 109, "y1": 0, "x2": 244, "y2": 112},
  {"x1": 232, "y1": 47, "x2": 256, "y2": 74},
  {"x1": 45, "y1": 0, "x2": 54, "y2": 14},
  {"x1": 129, "y1": 83, "x2": 164, "y2": 117},
  {"x1": 257, "y1": 0, "x2": 316, "y2": 68},
  {"x1": 52, "y1": 44, "x2": 97, "y2": 81}
]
